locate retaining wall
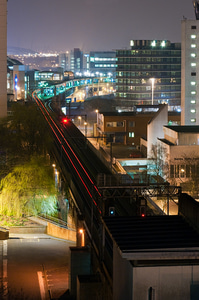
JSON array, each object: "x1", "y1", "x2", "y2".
[{"x1": 47, "y1": 222, "x2": 76, "y2": 242}]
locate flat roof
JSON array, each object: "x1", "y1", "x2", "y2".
[
  {"x1": 158, "y1": 138, "x2": 175, "y2": 146},
  {"x1": 164, "y1": 125, "x2": 199, "y2": 133},
  {"x1": 103, "y1": 215, "x2": 199, "y2": 253}
]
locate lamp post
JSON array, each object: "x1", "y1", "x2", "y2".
[
  {"x1": 95, "y1": 109, "x2": 99, "y2": 124},
  {"x1": 150, "y1": 78, "x2": 155, "y2": 105},
  {"x1": 84, "y1": 114, "x2": 87, "y2": 137},
  {"x1": 78, "y1": 116, "x2": 82, "y2": 128},
  {"x1": 79, "y1": 229, "x2": 85, "y2": 247}
]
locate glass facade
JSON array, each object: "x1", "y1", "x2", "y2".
[
  {"x1": 116, "y1": 40, "x2": 181, "y2": 111},
  {"x1": 89, "y1": 51, "x2": 116, "y2": 77}
]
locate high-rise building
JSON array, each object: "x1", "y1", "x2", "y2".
[
  {"x1": 70, "y1": 48, "x2": 83, "y2": 75},
  {"x1": 86, "y1": 51, "x2": 116, "y2": 77},
  {"x1": 0, "y1": 0, "x2": 7, "y2": 117},
  {"x1": 116, "y1": 40, "x2": 181, "y2": 111},
  {"x1": 59, "y1": 52, "x2": 70, "y2": 71},
  {"x1": 181, "y1": 2, "x2": 199, "y2": 125}
]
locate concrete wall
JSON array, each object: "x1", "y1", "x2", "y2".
[
  {"x1": 147, "y1": 105, "x2": 168, "y2": 157},
  {"x1": 170, "y1": 144, "x2": 199, "y2": 160},
  {"x1": 179, "y1": 193, "x2": 199, "y2": 232},
  {"x1": 0, "y1": 0, "x2": 7, "y2": 117},
  {"x1": 47, "y1": 222, "x2": 76, "y2": 242},
  {"x1": 113, "y1": 244, "x2": 133, "y2": 300},
  {"x1": 133, "y1": 265, "x2": 199, "y2": 300}
]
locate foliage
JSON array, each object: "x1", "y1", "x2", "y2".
[
  {"x1": 0, "y1": 216, "x2": 30, "y2": 227},
  {"x1": 175, "y1": 153, "x2": 199, "y2": 198},
  {"x1": 0, "y1": 156, "x2": 57, "y2": 217},
  {"x1": 148, "y1": 143, "x2": 169, "y2": 182},
  {"x1": 0, "y1": 102, "x2": 53, "y2": 177}
]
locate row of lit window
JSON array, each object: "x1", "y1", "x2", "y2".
[
  {"x1": 106, "y1": 121, "x2": 135, "y2": 128},
  {"x1": 90, "y1": 57, "x2": 116, "y2": 62},
  {"x1": 117, "y1": 71, "x2": 181, "y2": 77},
  {"x1": 117, "y1": 50, "x2": 180, "y2": 56},
  {"x1": 124, "y1": 85, "x2": 180, "y2": 92},
  {"x1": 117, "y1": 92, "x2": 181, "y2": 99},
  {"x1": 190, "y1": 33, "x2": 196, "y2": 115},
  {"x1": 170, "y1": 164, "x2": 199, "y2": 178},
  {"x1": 117, "y1": 78, "x2": 180, "y2": 84},
  {"x1": 117, "y1": 64, "x2": 181, "y2": 70},
  {"x1": 94, "y1": 64, "x2": 116, "y2": 68},
  {"x1": 117, "y1": 57, "x2": 181, "y2": 63}
]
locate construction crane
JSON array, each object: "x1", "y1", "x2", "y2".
[{"x1": 193, "y1": 0, "x2": 199, "y2": 20}]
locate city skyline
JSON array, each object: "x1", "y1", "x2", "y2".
[{"x1": 8, "y1": 0, "x2": 194, "y2": 53}]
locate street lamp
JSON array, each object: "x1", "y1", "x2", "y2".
[
  {"x1": 79, "y1": 228, "x2": 85, "y2": 247},
  {"x1": 84, "y1": 121, "x2": 88, "y2": 137},
  {"x1": 78, "y1": 116, "x2": 82, "y2": 127},
  {"x1": 95, "y1": 109, "x2": 99, "y2": 125},
  {"x1": 150, "y1": 78, "x2": 155, "y2": 105}
]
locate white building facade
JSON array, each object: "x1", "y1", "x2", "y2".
[
  {"x1": 0, "y1": 0, "x2": 7, "y2": 117},
  {"x1": 181, "y1": 19, "x2": 199, "y2": 125}
]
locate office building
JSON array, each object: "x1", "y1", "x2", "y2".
[
  {"x1": 85, "y1": 51, "x2": 116, "y2": 77},
  {"x1": 70, "y1": 48, "x2": 83, "y2": 75},
  {"x1": 0, "y1": 0, "x2": 7, "y2": 117},
  {"x1": 181, "y1": 10, "x2": 199, "y2": 124},
  {"x1": 59, "y1": 52, "x2": 70, "y2": 71},
  {"x1": 116, "y1": 40, "x2": 181, "y2": 111}
]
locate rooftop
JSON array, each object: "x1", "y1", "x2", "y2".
[
  {"x1": 103, "y1": 215, "x2": 199, "y2": 254},
  {"x1": 164, "y1": 125, "x2": 199, "y2": 133}
]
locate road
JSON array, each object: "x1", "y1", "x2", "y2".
[{"x1": 0, "y1": 234, "x2": 75, "y2": 300}]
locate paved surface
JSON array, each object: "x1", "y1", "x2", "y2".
[{"x1": 0, "y1": 233, "x2": 76, "y2": 300}]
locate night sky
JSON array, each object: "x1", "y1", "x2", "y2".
[{"x1": 7, "y1": 0, "x2": 195, "y2": 53}]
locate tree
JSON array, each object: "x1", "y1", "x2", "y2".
[
  {"x1": 0, "y1": 102, "x2": 53, "y2": 180},
  {"x1": 0, "y1": 102, "x2": 52, "y2": 157},
  {"x1": 147, "y1": 143, "x2": 169, "y2": 183},
  {"x1": 0, "y1": 156, "x2": 57, "y2": 217}
]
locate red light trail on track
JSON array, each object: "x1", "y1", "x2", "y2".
[{"x1": 32, "y1": 90, "x2": 101, "y2": 213}]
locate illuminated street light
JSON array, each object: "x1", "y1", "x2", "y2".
[
  {"x1": 150, "y1": 78, "x2": 155, "y2": 105},
  {"x1": 84, "y1": 121, "x2": 88, "y2": 137},
  {"x1": 95, "y1": 109, "x2": 99, "y2": 125},
  {"x1": 79, "y1": 228, "x2": 85, "y2": 247},
  {"x1": 78, "y1": 116, "x2": 82, "y2": 127}
]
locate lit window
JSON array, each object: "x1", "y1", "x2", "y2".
[
  {"x1": 191, "y1": 100, "x2": 196, "y2": 104},
  {"x1": 191, "y1": 91, "x2": 196, "y2": 94},
  {"x1": 191, "y1": 44, "x2": 196, "y2": 48},
  {"x1": 191, "y1": 81, "x2": 196, "y2": 85},
  {"x1": 129, "y1": 132, "x2": 134, "y2": 138},
  {"x1": 191, "y1": 118, "x2": 196, "y2": 122},
  {"x1": 191, "y1": 53, "x2": 196, "y2": 57},
  {"x1": 191, "y1": 34, "x2": 196, "y2": 39},
  {"x1": 151, "y1": 40, "x2": 156, "y2": 47},
  {"x1": 191, "y1": 63, "x2": 196, "y2": 66},
  {"x1": 161, "y1": 41, "x2": 166, "y2": 47},
  {"x1": 191, "y1": 109, "x2": 196, "y2": 113}
]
